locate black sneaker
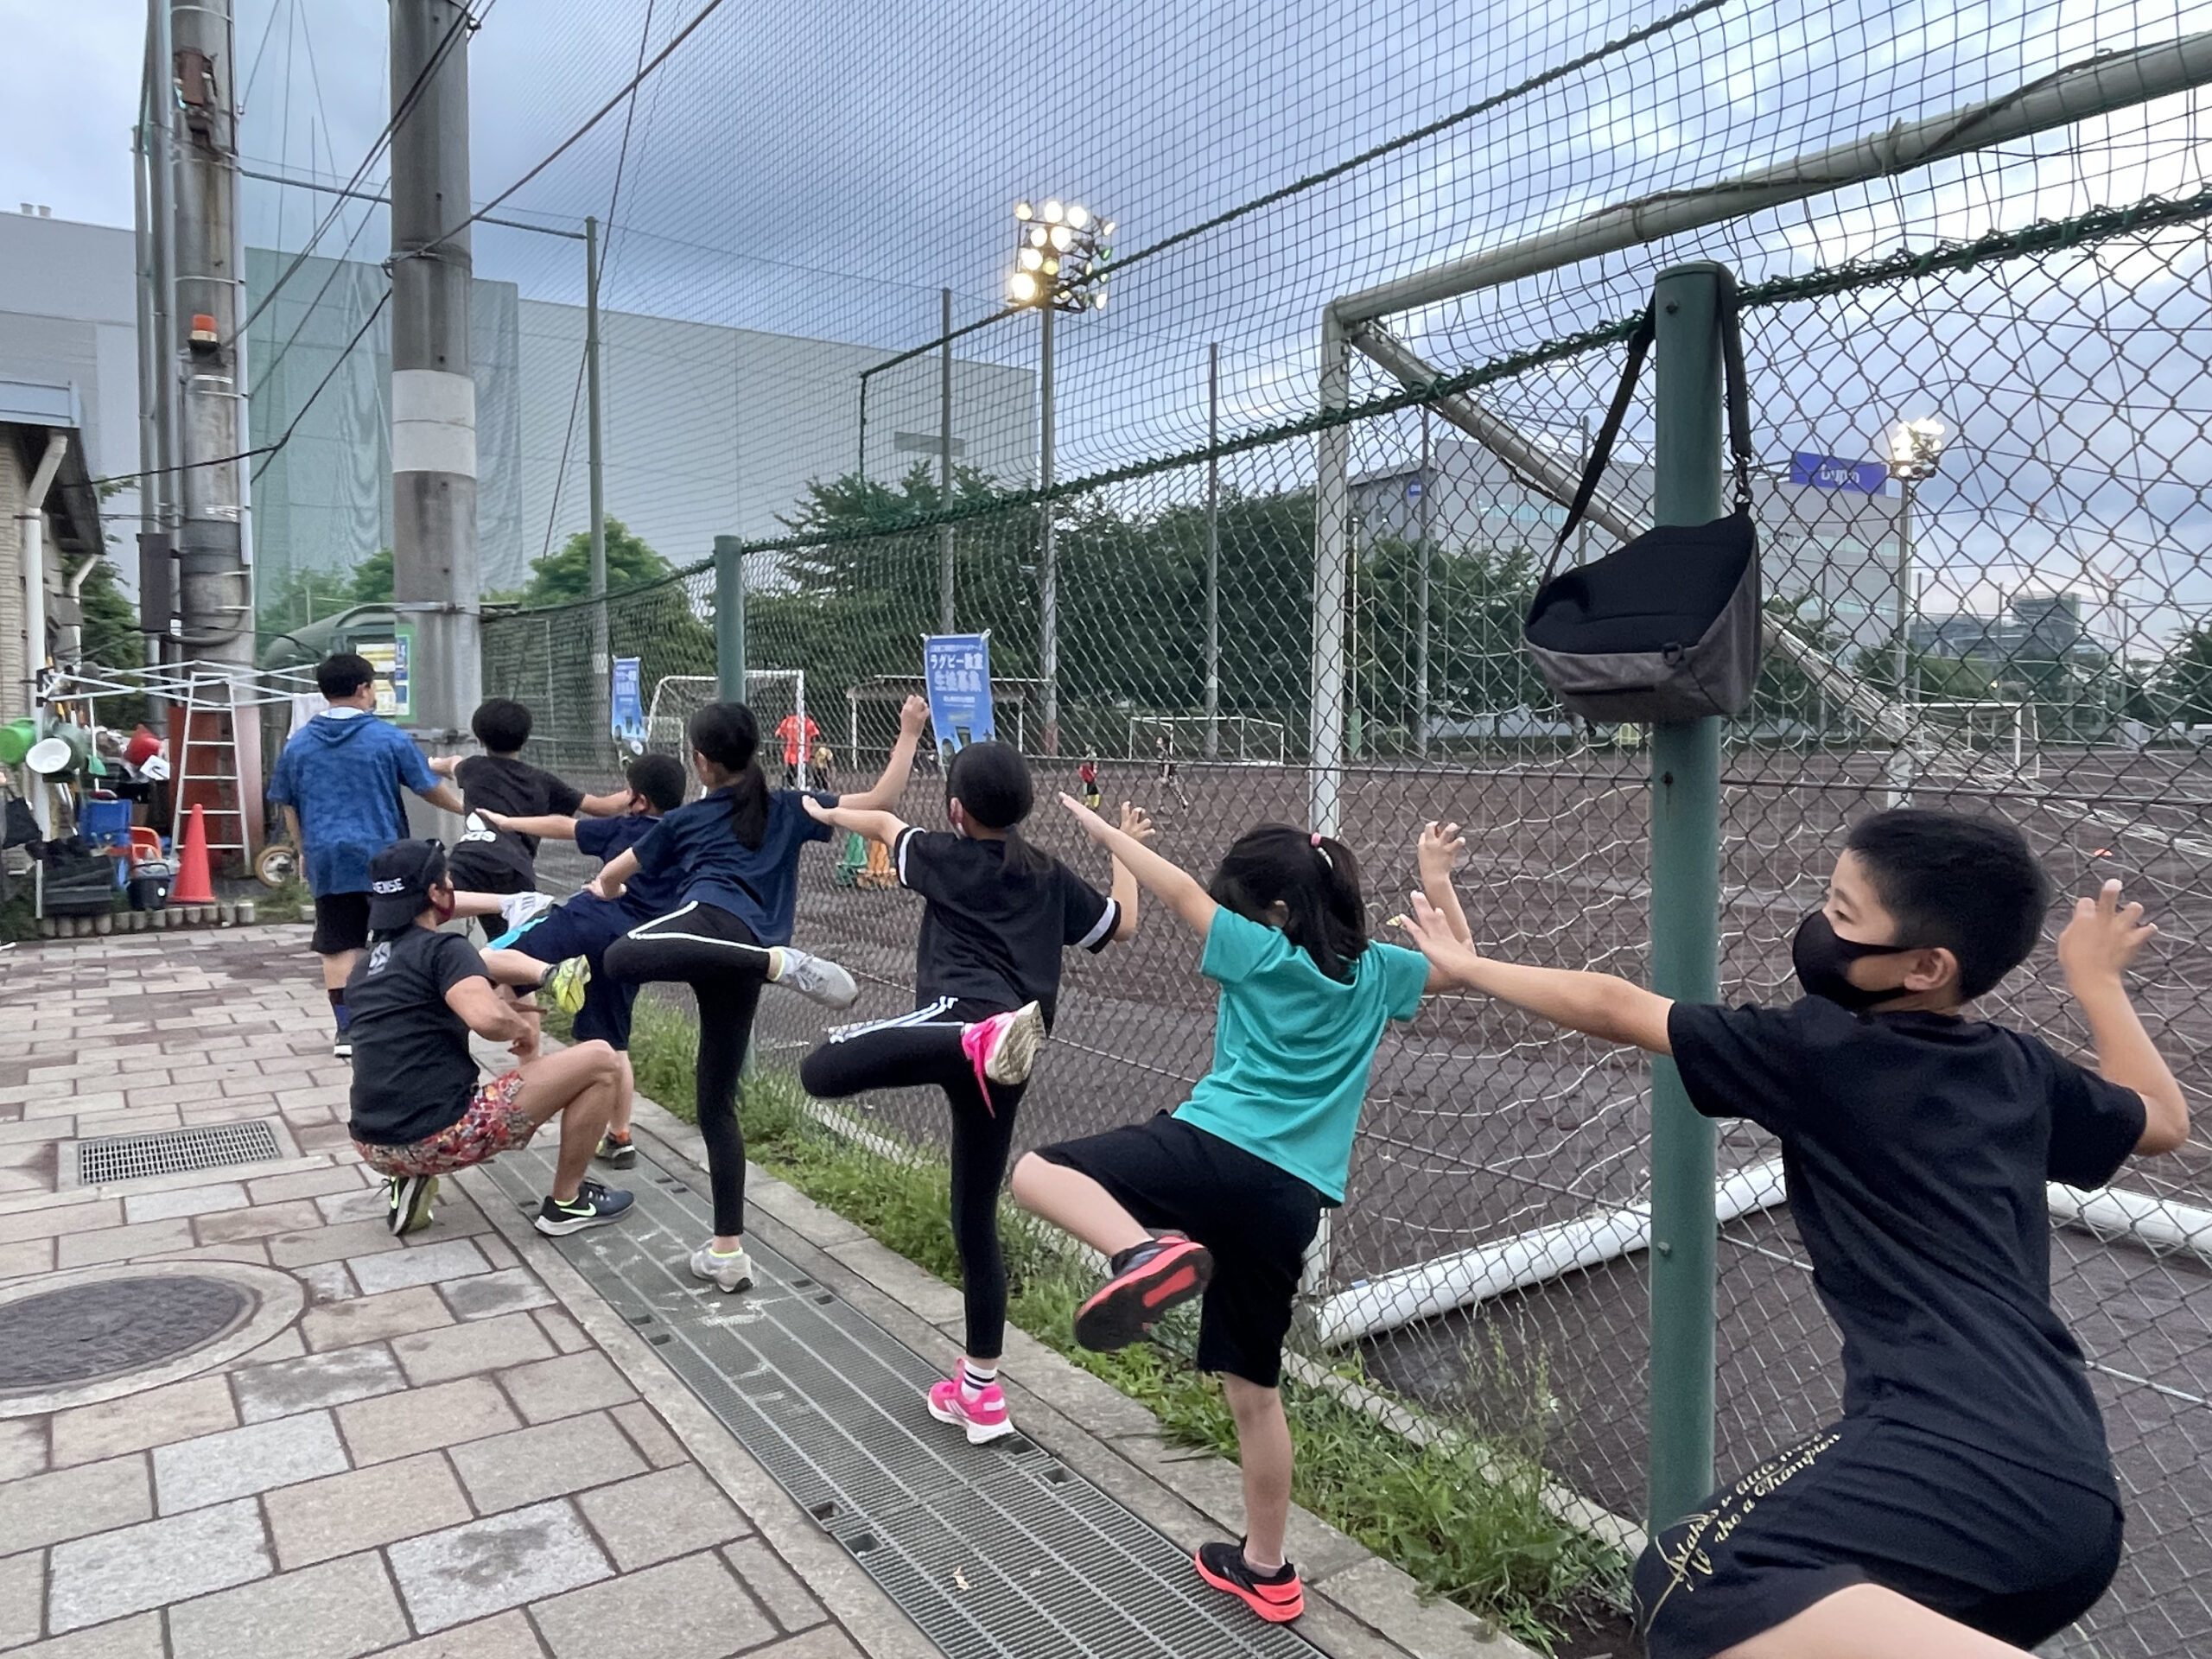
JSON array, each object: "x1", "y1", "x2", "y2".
[
  {"x1": 1193, "y1": 1539, "x2": 1303, "y2": 1623},
  {"x1": 1073, "y1": 1232, "x2": 1212, "y2": 1351},
  {"x1": 534, "y1": 1180, "x2": 635, "y2": 1236},
  {"x1": 385, "y1": 1174, "x2": 440, "y2": 1237},
  {"x1": 596, "y1": 1132, "x2": 639, "y2": 1170}
]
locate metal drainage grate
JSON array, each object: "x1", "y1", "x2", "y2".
[
  {"x1": 76, "y1": 1120, "x2": 283, "y2": 1187},
  {"x1": 489, "y1": 1148, "x2": 1323, "y2": 1659}
]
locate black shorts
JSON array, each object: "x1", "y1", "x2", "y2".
[
  {"x1": 310, "y1": 891, "x2": 372, "y2": 957},
  {"x1": 1034, "y1": 1115, "x2": 1321, "y2": 1388},
  {"x1": 1633, "y1": 1414, "x2": 2124, "y2": 1657}
]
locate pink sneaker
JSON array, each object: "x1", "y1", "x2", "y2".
[
  {"x1": 927, "y1": 1376, "x2": 1015, "y2": 1444},
  {"x1": 959, "y1": 1001, "x2": 1046, "y2": 1109}
]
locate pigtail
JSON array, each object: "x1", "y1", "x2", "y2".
[{"x1": 1209, "y1": 823, "x2": 1371, "y2": 982}]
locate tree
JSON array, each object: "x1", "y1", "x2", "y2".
[
  {"x1": 520, "y1": 518, "x2": 672, "y2": 606},
  {"x1": 2157, "y1": 623, "x2": 2212, "y2": 727},
  {"x1": 348, "y1": 547, "x2": 395, "y2": 605}
]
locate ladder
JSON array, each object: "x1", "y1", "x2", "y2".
[{"x1": 171, "y1": 672, "x2": 251, "y2": 872}]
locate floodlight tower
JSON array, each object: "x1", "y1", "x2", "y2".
[
  {"x1": 1887, "y1": 416, "x2": 1947, "y2": 699},
  {"x1": 1008, "y1": 198, "x2": 1113, "y2": 754}
]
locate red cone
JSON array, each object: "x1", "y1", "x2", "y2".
[{"x1": 173, "y1": 804, "x2": 216, "y2": 906}]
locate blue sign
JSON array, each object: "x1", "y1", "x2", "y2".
[
  {"x1": 923, "y1": 633, "x2": 995, "y2": 757},
  {"x1": 610, "y1": 657, "x2": 645, "y2": 754},
  {"x1": 1404, "y1": 479, "x2": 1424, "y2": 501},
  {"x1": 1789, "y1": 451, "x2": 1890, "y2": 494}
]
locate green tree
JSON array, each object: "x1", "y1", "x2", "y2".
[
  {"x1": 2157, "y1": 623, "x2": 2212, "y2": 727},
  {"x1": 348, "y1": 546, "x2": 395, "y2": 604},
  {"x1": 520, "y1": 518, "x2": 671, "y2": 605}
]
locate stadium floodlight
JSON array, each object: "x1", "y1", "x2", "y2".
[
  {"x1": 1885, "y1": 415, "x2": 1948, "y2": 728},
  {"x1": 1042, "y1": 199, "x2": 1064, "y2": 222},
  {"x1": 1888, "y1": 416, "x2": 1946, "y2": 480},
  {"x1": 1006, "y1": 199, "x2": 1114, "y2": 312}
]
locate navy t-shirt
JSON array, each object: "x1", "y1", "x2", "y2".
[
  {"x1": 577, "y1": 814, "x2": 681, "y2": 921},
  {"x1": 1668, "y1": 995, "x2": 2145, "y2": 1496},
  {"x1": 629, "y1": 787, "x2": 835, "y2": 944}
]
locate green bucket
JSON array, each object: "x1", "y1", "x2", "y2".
[{"x1": 0, "y1": 719, "x2": 34, "y2": 768}]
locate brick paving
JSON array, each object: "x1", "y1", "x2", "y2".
[{"x1": 0, "y1": 925, "x2": 864, "y2": 1659}]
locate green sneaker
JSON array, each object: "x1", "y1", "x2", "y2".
[
  {"x1": 385, "y1": 1174, "x2": 440, "y2": 1237},
  {"x1": 545, "y1": 955, "x2": 590, "y2": 1017}
]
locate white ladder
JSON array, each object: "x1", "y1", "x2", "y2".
[{"x1": 170, "y1": 672, "x2": 250, "y2": 869}]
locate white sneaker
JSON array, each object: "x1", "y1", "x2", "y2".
[
  {"x1": 499, "y1": 890, "x2": 556, "y2": 932},
  {"x1": 772, "y1": 947, "x2": 859, "y2": 1009},
  {"x1": 690, "y1": 1241, "x2": 755, "y2": 1293}
]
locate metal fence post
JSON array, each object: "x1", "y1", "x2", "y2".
[
  {"x1": 1646, "y1": 262, "x2": 1727, "y2": 1531},
  {"x1": 715, "y1": 534, "x2": 747, "y2": 704}
]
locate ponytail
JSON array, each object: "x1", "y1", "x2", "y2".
[
  {"x1": 1208, "y1": 823, "x2": 1370, "y2": 982},
  {"x1": 687, "y1": 702, "x2": 771, "y2": 851}
]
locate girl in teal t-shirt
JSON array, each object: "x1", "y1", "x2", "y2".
[{"x1": 1013, "y1": 804, "x2": 1466, "y2": 1625}]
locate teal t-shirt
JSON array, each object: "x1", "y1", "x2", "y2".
[{"x1": 1172, "y1": 908, "x2": 1429, "y2": 1202}]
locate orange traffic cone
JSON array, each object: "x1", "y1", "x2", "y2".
[{"x1": 173, "y1": 803, "x2": 216, "y2": 906}]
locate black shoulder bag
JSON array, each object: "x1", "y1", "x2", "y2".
[{"x1": 1522, "y1": 275, "x2": 1762, "y2": 722}]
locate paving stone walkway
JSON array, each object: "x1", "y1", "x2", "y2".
[{"x1": 0, "y1": 926, "x2": 874, "y2": 1659}]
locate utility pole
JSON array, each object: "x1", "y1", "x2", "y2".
[
  {"x1": 587, "y1": 213, "x2": 608, "y2": 754},
  {"x1": 390, "y1": 0, "x2": 480, "y2": 756},
  {"x1": 1414, "y1": 407, "x2": 1432, "y2": 760},
  {"x1": 1205, "y1": 342, "x2": 1220, "y2": 760},
  {"x1": 1038, "y1": 298, "x2": 1058, "y2": 754},
  {"x1": 938, "y1": 288, "x2": 955, "y2": 633}
]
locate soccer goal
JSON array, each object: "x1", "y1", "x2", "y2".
[
  {"x1": 1125, "y1": 713, "x2": 1287, "y2": 765},
  {"x1": 1913, "y1": 700, "x2": 2041, "y2": 782},
  {"x1": 645, "y1": 671, "x2": 816, "y2": 786}
]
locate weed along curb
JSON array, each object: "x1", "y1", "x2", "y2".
[{"x1": 575, "y1": 1003, "x2": 1599, "y2": 1656}]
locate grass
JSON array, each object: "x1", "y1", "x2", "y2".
[{"x1": 613, "y1": 996, "x2": 1626, "y2": 1650}]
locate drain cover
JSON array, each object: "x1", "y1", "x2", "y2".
[{"x1": 0, "y1": 1276, "x2": 253, "y2": 1394}]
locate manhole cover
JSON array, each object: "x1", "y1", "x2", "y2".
[{"x1": 0, "y1": 1276, "x2": 253, "y2": 1394}]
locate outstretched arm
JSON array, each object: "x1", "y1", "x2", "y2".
[
  {"x1": 484, "y1": 810, "x2": 580, "y2": 842},
  {"x1": 802, "y1": 797, "x2": 908, "y2": 847},
  {"x1": 1398, "y1": 892, "x2": 1674, "y2": 1053},
  {"x1": 1059, "y1": 793, "x2": 1214, "y2": 936},
  {"x1": 428, "y1": 754, "x2": 462, "y2": 778},
  {"x1": 837, "y1": 696, "x2": 930, "y2": 811},
  {"x1": 577, "y1": 789, "x2": 632, "y2": 817},
  {"x1": 2060, "y1": 879, "x2": 2189, "y2": 1154},
  {"x1": 1108, "y1": 802, "x2": 1151, "y2": 942},
  {"x1": 416, "y1": 781, "x2": 466, "y2": 816},
  {"x1": 1415, "y1": 821, "x2": 1472, "y2": 948}
]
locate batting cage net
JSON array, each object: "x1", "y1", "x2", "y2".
[{"x1": 454, "y1": 6, "x2": 2212, "y2": 1652}]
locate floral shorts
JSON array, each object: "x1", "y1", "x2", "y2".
[{"x1": 354, "y1": 1071, "x2": 536, "y2": 1178}]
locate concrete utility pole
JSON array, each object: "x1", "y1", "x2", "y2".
[
  {"x1": 168, "y1": 0, "x2": 248, "y2": 670},
  {"x1": 391, "y1": 0, "x2": 480, "y2": 751}
]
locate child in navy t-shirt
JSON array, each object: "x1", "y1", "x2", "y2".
[{"x1": 1400, "y1": 809, "x2": 2187, "y2": 1659}]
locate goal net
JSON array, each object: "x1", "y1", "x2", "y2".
[
  {"x1": 1912, "y1": 700, "x2": 2041, "y2": 782},
  {"x1": 644, "y1": 671, "x2": 817, "y2": 786},
  {"x1": 1124, "y1": 713, "x2": 1287, "y2": 765}
]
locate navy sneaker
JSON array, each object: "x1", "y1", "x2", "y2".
[{"x1": 534, "y1": 1180, "x2": 635, "y2": 1236}]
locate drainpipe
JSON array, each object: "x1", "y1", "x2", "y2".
[
  {"x1": 16, "y1": 431, "x2": 68, "y2": 715},
  {"x1": 59, "y1": 552, "x2": 103, "y2": 665}
]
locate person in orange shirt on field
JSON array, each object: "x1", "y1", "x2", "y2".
[{"x1": 775, "y1": 710, "x2": 821, "y2": 786}]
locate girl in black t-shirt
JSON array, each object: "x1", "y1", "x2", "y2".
[{"x1": 797, "y1": 742, "x2": 1144, "y2": 1445}]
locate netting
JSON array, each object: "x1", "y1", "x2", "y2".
[{"x1": 232, "y1": 0, "x2": 2212, "y2": 1647}]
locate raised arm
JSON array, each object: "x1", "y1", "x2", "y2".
[
  {"x1": 801, "y1": 796, "x2": 907, "y2": 846},
  {"x1": 484, "y1": 810, "x2": 580, "y2": 842},
  {"x1": 1416, "y1": 821, "x2": 1472, "y2": 948},
  {"x1": 1058, "y1": 793, "x2": 1214, "y2": 936},
  {"x1": 428, "y1": 753, "x2": 461, "y2": 778},
  {"x1": 1398, "y1": 893, "x2": 1674, "y2": 1053},
  {"x1": 2059, "y1": 879, "x2": 2189, "y2": 1154},
  {"x1": 576, "y1": 789, "x2": 632, "y2": 817},
  {"x1": 1108, "y1": 802, "x2": 1151, "y2": 941},
  {"x1": 838, "y1": 695, "x2": 930, "y2": 812}
]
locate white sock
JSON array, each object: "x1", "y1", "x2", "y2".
[{"x1": 960, "y1": 1361, "x2": 997, "y2": 1398}]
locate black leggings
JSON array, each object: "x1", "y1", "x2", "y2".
[
  {"x1": 603, "y1": 900, "x2": 772, "y2": 1236},
  {"x1": 799, "y1": 1001, "x2": 1025, "y2": 1361}
]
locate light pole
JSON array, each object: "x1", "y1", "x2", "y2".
[
  {"x1": 1009, "y1": 198, "x2": 1112, "y2": 754},
  {"x1": 1885, "y1": 416, "x2": 1945, "y2": 805}
]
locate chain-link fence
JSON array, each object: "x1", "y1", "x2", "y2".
[{"x1": 454, "y1": 21, "x2": 2212, "y2": 1645}]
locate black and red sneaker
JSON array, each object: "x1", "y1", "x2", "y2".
[
  {"x1": 1194, "y1": 1540, "x2": 1304, "y2": 1623},
  {"x1": 1071, "y1": 1232, "x2": 1213, "y2": 1351}
]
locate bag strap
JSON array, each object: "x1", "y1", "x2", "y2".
[{"x1": 1545, "y1": 275, "x2": 1754, "y2": 582}]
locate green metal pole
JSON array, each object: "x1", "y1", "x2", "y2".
[
  {"x1": 714, "y1": 534, "x2": 747, "y2": 704},
  {"x1": 1646, "y1": 262, "x2": 1728, "y2": 1531}
]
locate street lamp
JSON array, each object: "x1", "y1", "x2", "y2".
[{"x1": 1009, "y1": 199, "x2": 1114, "y2": 753}]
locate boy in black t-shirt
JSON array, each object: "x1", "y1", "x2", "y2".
[
  {"x1": 1399, "y1": 809, "x2": 2186, "y2": 1659},
  {"x1": 432, "y1": 698, "x2": 630, "y2": 897},
  {"x1": 346, "y1": 838, "x2": 637, "y2": 1240}
]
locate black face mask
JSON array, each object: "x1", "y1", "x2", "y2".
[{"x1": 1791, "y1": 910, "x2": 1922, "y2": 1012}]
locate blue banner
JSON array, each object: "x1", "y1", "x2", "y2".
[
  {"x1": 923, "y1": 633, "x2": 995, "y2": 761},
  {"x1": 1789, "y1": 451, "x2": 1889, "y2": 494},
  {"x1": 610, "y1": 657, "x2": 646, "y2": 754}
]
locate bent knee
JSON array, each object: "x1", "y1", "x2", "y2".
[{"x1": 572, "y1": 1039, "x2": 621, "y2": 1076}]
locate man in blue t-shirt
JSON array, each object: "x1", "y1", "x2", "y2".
[
  {"x1": 267, "y1": 653, "x2": 466, "y2": 1058},
  {"x1": 462, "y1": 753, "x2": 690, "y2": 1171}
]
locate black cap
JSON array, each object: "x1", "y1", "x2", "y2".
[{"x1": 365, "y1": 839, "x2": 449, "y2": 929}]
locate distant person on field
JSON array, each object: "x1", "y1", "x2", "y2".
[
  {"x1": 267, "y1": 652, "x2": 466, "y2": 1058},
  {"x1": 776, "y1": 709, "x2": 822, "y2": 786},
  {"x1": 1399, "y1": 809, "x2": 2188, "y2": 1659},
  {"x1": 1011, "y1": 810, "x2": 1445, "y2": 1624},
  {"x1": 459, "y1": 752, "x2": 692, "y2": 1172},
  {"x1": 346, "y1": 838, "x2": 634, "y2": 1240},
  {"x1": 433, "y1": 697, "x2": 629, "y2": 904}
]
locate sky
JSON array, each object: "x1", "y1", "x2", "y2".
[{"x1": 16, "y1": 0, "x2": 2212, "y2": 652}]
